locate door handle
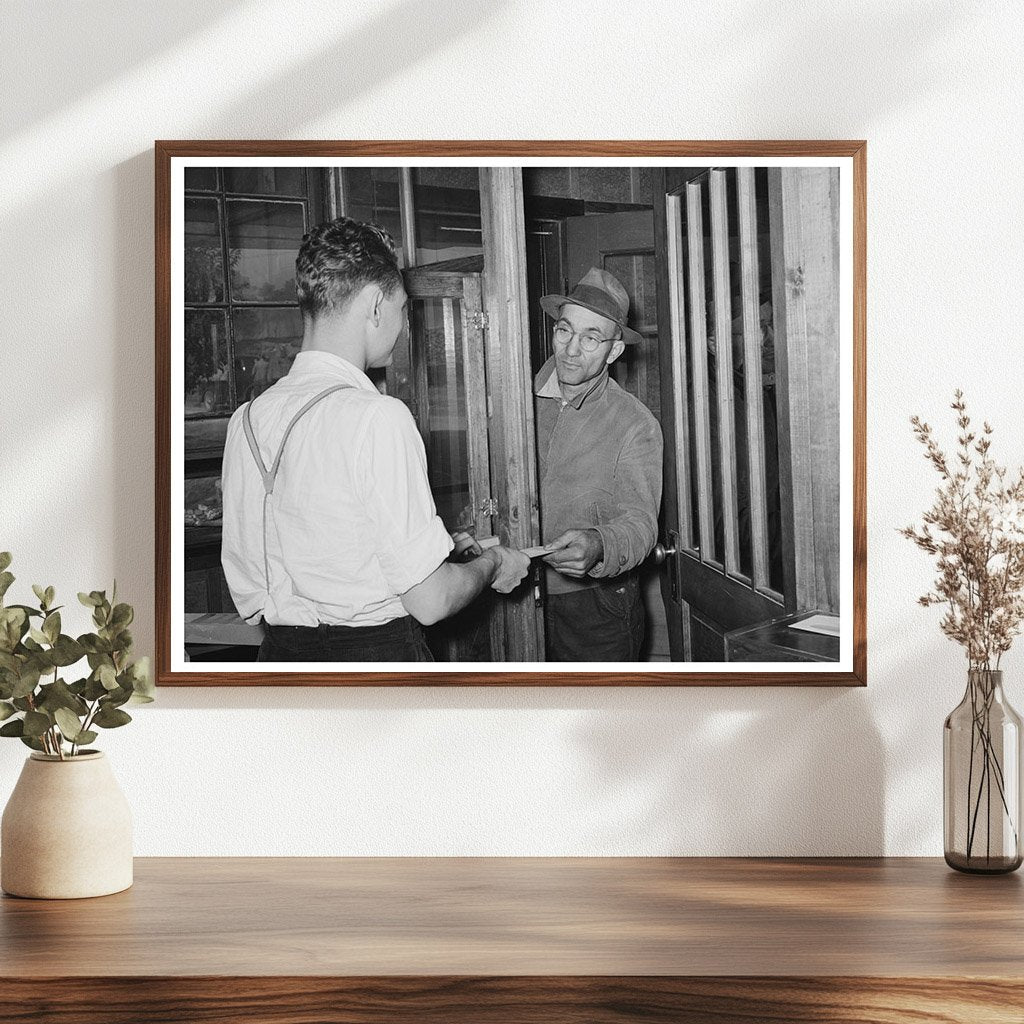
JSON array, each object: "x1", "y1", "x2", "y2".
[
  {"x1": 652, "y1": 540, "x2": 677, "y2": 565},
  {"x1": 653, "y1": 530, "x2": 680, "y2": 602}
]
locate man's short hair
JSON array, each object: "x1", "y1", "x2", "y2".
[{"x1": 295, "y1": 216, "x2": 402, "y2": 320}]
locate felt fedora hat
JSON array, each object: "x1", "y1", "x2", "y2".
[{"x1": 540, "y1": 267, "x2": 643, "y2": 346}]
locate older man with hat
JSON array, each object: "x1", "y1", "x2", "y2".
[{"x1": 535, "y1": 267, "x2": 663, "y2": 662}]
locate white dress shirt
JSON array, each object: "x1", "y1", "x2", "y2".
[{"x1": 221, "y1": 350, "x2": 453, "y2": 627}]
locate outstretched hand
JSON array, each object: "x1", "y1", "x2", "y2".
[
  {"x1": 490, "y1": 546, "x2": 531, "y2": 593},
  {"x1": 541, "y1": 529, "x2": 604, "y2": 578}
]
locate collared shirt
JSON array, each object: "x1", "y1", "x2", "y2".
[
  {"x1": 534, "y1": 357, "x2": 663, "y2": 595},
  {"x1": 221, "y1": 350, "x2": 453, "y2": 627}
]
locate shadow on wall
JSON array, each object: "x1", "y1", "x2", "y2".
[
  {"x1": 0, "y1": 1, "x2": 250, "y2": 139},
  {"x1": 568, "y1": 687, "x2": 885, "y2": 856},
  {"x1": 724, "y1": 0, "x2": 973, "y2": 131}
]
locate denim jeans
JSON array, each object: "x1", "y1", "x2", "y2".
[
  {"x1": 258, "y1": 616, "x2": 433, "y2": 662},
  {"x1": 545, "y1": 574, "x2": 645, "y2": 662}
]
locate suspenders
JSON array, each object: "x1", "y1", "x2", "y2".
[{"x1": 241, "y1": 384, "x2": 352, "y2": 595}]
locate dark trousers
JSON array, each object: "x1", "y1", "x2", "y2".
[
  {"x1": 545, "y1": 575, "x2": 645, "y2": 662},
  {"x1": 258, "y1": 616, "x2": 433, "y2": 662}
]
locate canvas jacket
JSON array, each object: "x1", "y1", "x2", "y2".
[{"x1": 534, "y1": 357, "x2": 663, "y2": 595}]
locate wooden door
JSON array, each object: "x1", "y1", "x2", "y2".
[
  {"x1": 653, "y1": 166, "x2": 841, "y2": 662},
  {"x1": 397, "y1": 268, "x2": 505, "y2": 662},
  {"x1": 563, "y1": 210, "x2": 670, "y2": 661}
]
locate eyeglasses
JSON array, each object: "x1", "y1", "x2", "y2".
[{"x1": 552, "y1": 320, "x2": 618, "y2": 353}]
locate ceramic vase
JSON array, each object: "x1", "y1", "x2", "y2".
[{"x1": 1, "y1": 751, "x2": 133, "y2": 898}]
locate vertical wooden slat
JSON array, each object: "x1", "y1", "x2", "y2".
[
  {"x1": 736, "y1": 167, "x2": 770, "y2": 591},
  {"x1": 665, "y1": 193, "x2": 694, "y2": 551},
  {"x1": 768, "y1": 167, "x2": 842, "y2": 614},
  {"x1": 460, "y1": 275, "x2": 504, "y2": 661},
  {"x1": 709, "y1": 170, "x2": 740, "y2": 576},
  {"x1": 685, "y1": 181, "x2": 715, "y2": 565},
  {"x1": 398, "y1": 168, "x2": 417, "y2": 268},
  {"x1": 460, "y1": 277, "x2": 495, "y2": 542},
  {"x1": 478, "y1": 167, "x2": 544, "y2": 662}
]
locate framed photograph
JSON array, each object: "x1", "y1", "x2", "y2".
[{"x1": 156, "y1": 141, "x2": 865, "y2": 686}]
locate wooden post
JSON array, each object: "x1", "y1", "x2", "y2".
[
  {"x1": 478, "y1": 167, "x2": 544, "y2": 662},
  {"x1": 768, "y1": 167, "x2": 841, "y2": 614}
]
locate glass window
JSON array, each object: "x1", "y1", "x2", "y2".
[
  {"x1": 223, "y1": 167, "x2": 306, "y2": 196},
  {"x1": 226, "y1": 199, "x2": 306, "y2": 301},
  {"x1": 184, "y1": 198, "x2": 223, "y2": 302},
  {"x1": 184, "y1": 167, "x2": 217, "y2": 191},
  {"x1": 232, "y1": 307, "x2": 303, "y2": 403},
  {"x1": 184, "y1": 310, "x2": 231, "y2": 417}
]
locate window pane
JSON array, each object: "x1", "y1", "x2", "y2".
[
  {"x1": 410, "y1": 297, "x2": 471, "y2": 532},
  {"x1": 412, "y1": 170, "x2": 483, "y2": 266},
  {"x1": 184, "y1": 310, "x2": 231, "y2": 417},
  {"x1": 226, "y1": 199, "x2": 305, "y2": 301},
  {"x1": 184, "y1": 476, "x2": 222, "y2": 527},
  {"x1": 185, "y1": 167, "x2": 217, "y2": 191},
  {"x1": 184, "y1": 198, "x2": 223, "y2": 302},
  {"x1": 232, "y1": 307, "x2": 303, "y2": 405},
  {"x1": 341, "y1": 168, "x2": 403, "y2": 252},
  {"x1": 224, "y1": 167, "x2": 306, "y2": 196}
]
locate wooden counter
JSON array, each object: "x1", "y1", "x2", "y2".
[{"x1": 2, "y1": 857, "x2": 1022, "y2": 1022}]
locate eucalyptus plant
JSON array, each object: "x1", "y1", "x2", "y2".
[{"x1": 0, "y1": 552, "x2": 153, "y2": 759}]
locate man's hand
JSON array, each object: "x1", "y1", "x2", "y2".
[
  {"x1": 541, "y1": 529, "x2": 604, "y2": 578},
  {"x1": 488, "y1": 546, "x2": 531, "y2": 593},
  {"x1": 450, "y1": 531, "x2": 483, "y2": 562}
]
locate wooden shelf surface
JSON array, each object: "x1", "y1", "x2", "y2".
[{"x1": 2, "y1": 857, "x2": 1023, "y2": 1023}]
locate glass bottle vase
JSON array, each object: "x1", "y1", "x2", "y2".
[{"x1": 944, "y1": 669, "x2": 1023, "y2": 873}]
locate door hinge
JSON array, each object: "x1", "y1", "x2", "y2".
[
  {"x1": 479, "y1": 497, "x2": 498, "y2": 517},
  {"x1": 470, "y1": 310, "x2": 489, "y2": 331}
]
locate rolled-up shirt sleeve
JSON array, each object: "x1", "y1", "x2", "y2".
[
  {"x1": 360, "y1": 398, "x2": 454, "y2": 595},
  {"x1": 589, "y1": 416, "x2": 663, "y2": 578}
]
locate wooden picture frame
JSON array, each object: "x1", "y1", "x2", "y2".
[{"x1": 156, "y1": 141, "x2": 866, "y2": 686}]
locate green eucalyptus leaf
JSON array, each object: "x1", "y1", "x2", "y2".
[
  {"x1": 22, "y1": 710, "x2": 51, "y2": 738},
  {"x1": 53, "y1": 707, "x2": 85, "y2": 741},
  {"x1": 44, "y1": 586, "x2": 55, "y2": 608},
  {"x1": 104, "y1": 685, "x2": 132, "y2": 709},
  {"x1": 75, "y1": 730, "x2": 98, "y2": 746},
  {"x1": 21, "y1": 637, "x2": 42, "y2": 654},
  {"x1": 78, "y1": 592, "x2": 99, "y2": 608},
  {"x1": 37, "y1": 679, "x2": 88, "y2": 717},
  {"x1": 28, "y1": 627, "x2": 49, "y2": 646},
  {"x1": 0, "y1": 651, "x2": 18, "y2": 674},
  {"x1": 0, "y1": 700, "x2": 15, "y2": 721},
  {"x1": 83, "y1": 675, "x2": 108, "y2": 701},
  {"x1": 42, "y1": 611, "x2": 60, "y2": 644},
  {"x1": 19, "y1": 735, "x2": 45, "y2": 752},
  {"x1": 8, "y1": 604, "x2": 42, "y2": 619},
  {"x1": 110, "y1": 603, "x2": 133, "y2": 630},
  {"x1": 11, "y1": 666, "x2": 41, "y2": 699},
  {"x1": 80, "y1": 635, "x2": 112, "y2": 656},
  {"x1": 92, "y1": 705, "x2": 131, "y2": 729},
  {"x1": 0, "y1": 572, "x2": 14, "y2": 602},
  {"x1": 0, "y1": 553, "x2": 11, "y2": 573},
  {"x1": 12, "y1": 697, "x2": 33, "y2": 712},
  {"x1": 128, "y1": 657, "x2": 154, "y2": 699},
  {"x1": 31, "y1": 584, "x2": 46, "y2": 606},
  {"x1": 50, "y1": 635, "x2": 85, "y2": 667},
  {"x1": 98, "y1": 664, "x2": 117, "y2": 691},
  {"x1": 0, "y1": 718, "x2": 25, "y2": 737}
]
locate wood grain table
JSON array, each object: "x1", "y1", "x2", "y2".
[{"x1": 2, "y1": 857, "x2": 1023, "y2": 1023}]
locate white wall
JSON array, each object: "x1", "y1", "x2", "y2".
[{"x1": 1, "y1": 0, "x2": 1022, "y2": 856}]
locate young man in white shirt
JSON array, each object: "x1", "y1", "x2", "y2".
[{"x1": 221, "y1": 217, "x2": 529, "y2": 661}]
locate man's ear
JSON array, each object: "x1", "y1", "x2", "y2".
[
  {"x1": 605, "y1": 338, "x2": 626, "y2": 366},
  {"x1": 369, "y1": 286, "x2": 386, "y2": 326}
]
